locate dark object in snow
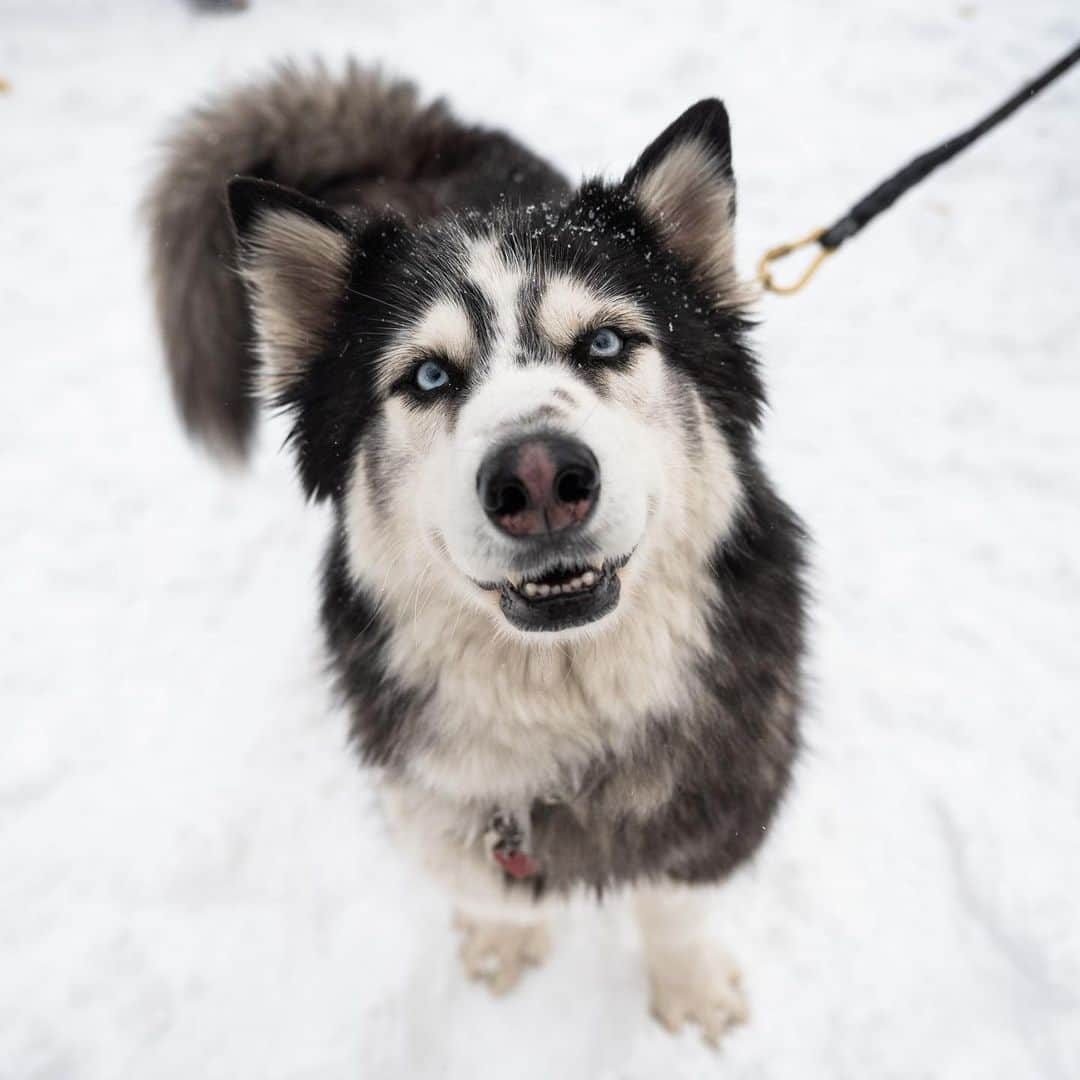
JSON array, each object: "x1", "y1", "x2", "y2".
[{"x1": 188, "y1": 0, "x2": 249, "y2": 12}]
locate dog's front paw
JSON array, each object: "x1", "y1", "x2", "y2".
[
  {"x1": 646, "y1": 943, "x2": 748, "y2": 1048},
  {"x1": 453, "y1": 912, "x2": 551, "y2": 995}
]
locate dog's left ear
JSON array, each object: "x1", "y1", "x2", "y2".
[
  {"x1": 228, "y1": 176, "x2": 352, "y2": 403},
  {"x1": 624, "y1": 100, "x2": 737, "y2": 297}
]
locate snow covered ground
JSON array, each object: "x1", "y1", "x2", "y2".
[{"x1": 3, "y1": 1, "x2": 1079, "y2": 1076}]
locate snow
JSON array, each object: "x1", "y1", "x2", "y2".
[{"x1": 3, "y1": 1, "x2": 1079, "y2": 1077}]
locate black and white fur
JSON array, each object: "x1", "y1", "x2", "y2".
[{"x1": 146, "y1": 61, "x2": 808, "y2": 1045}]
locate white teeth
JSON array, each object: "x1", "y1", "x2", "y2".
[
  {"x1": 588, "y1": 557, "x2": 604, "y2": 572},
  {"x1": 518, "y1": 565, "x2": 605, "y2": 600}
]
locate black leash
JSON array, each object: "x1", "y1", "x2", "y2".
[{"x1": 758, "y1": 40, "x2": 1080, "y2": 294}]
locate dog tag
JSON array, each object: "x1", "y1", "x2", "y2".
[
  {"x1": 488, "y1": 808, "x2": 539, "y2": 879},
  {"x1": 493, "y1": 846, "x2": 539, "y2": 879}
]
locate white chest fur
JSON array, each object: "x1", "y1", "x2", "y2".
[{"x1": 383, "y1": 540, "x2": 718, "y2": 804}]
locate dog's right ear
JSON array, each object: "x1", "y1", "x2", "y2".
[{"x1": 228, "y1": 177, "x2": 352, "y2": 403}]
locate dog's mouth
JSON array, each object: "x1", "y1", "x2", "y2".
[{"x1": 479, "y1": 554, "x2": 630, "y2": 632}]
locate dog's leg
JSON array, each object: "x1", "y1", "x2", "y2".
[
  {"x1": 377, "y1": 780, "x2": 552, "y2": 994},
  {"x1": 453, "y1": 900, "x2": 552, "y2": 996},
  {"x1": 634, "y1": 881, "x2": 748, "y2": 1048}
]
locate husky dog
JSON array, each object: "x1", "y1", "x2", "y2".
[{"x1": 146, "y1": 62, "x2": 807, "y2": 1046}]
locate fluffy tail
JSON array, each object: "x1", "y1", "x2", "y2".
[{"x1": 146, "y1": 61, "x2": 552, "y2": 458}]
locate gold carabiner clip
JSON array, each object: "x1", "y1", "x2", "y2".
[{"x1": 757, "y1": 227, "x2": 833, "y2": 295}]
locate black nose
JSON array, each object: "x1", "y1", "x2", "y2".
[{"x1": 477, "y1": 434, "x2": 600, "y2": 538}]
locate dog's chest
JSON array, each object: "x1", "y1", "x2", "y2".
[
  {"x1": 403, "y1": 635, "x2": 697, "y2": 803},
  {"x1": 374, "y1": 558, "x2": 718, "y2": 804}
]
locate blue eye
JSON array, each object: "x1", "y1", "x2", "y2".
[
  {"x1": 415, "y1": 359, "x2": 450, "y2": 392},
  {"x1": 588, "y1": 328, "x2": 623, "y2": 359}
]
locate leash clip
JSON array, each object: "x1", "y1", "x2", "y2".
[{"x1": 757, "y1": 227, "x2": 832, "y2": 295}]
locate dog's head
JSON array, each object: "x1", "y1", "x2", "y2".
[{"x1": 230, "y1": 101, "x2": 762, "y2": 639}]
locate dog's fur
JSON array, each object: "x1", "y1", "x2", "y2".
[{"x1": 146, "y1": 61, "x2": 808, "y2": 1041}]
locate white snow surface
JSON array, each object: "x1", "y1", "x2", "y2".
[{"x1": 3, "y1": 2, "x2": 1080, "y2": 1077}]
